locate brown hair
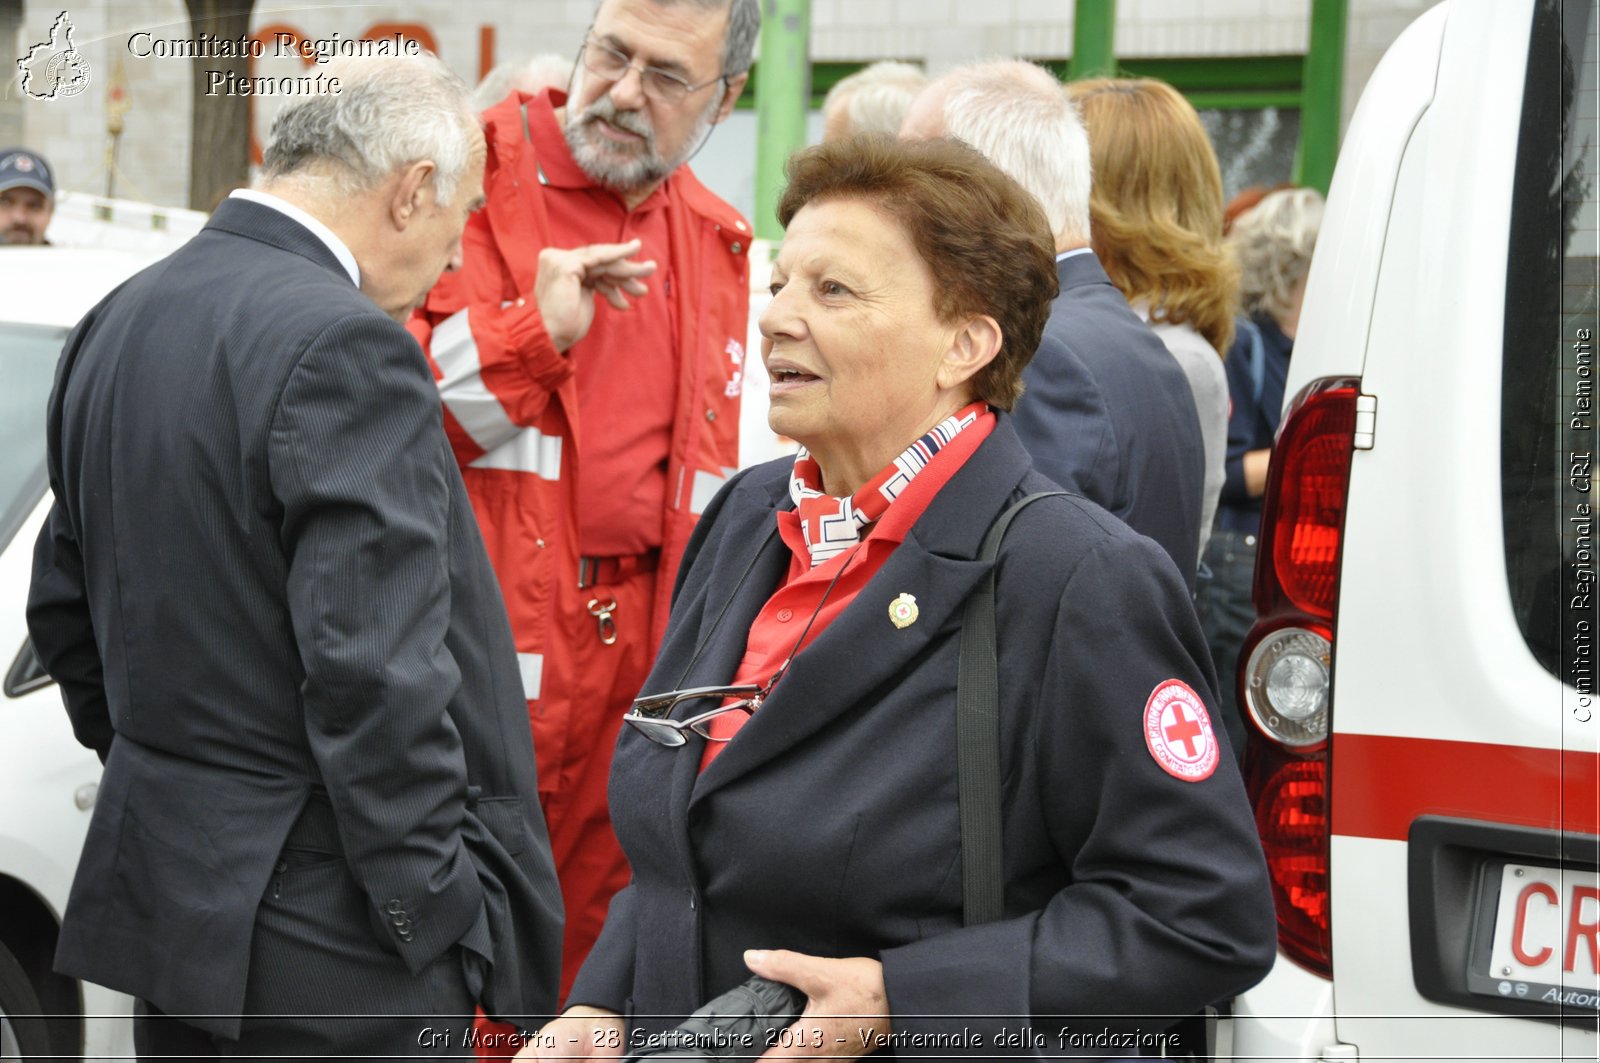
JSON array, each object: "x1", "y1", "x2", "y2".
[
  {"x1": 777, "y1": 134, "x2": 1058, "y2": 411},
  {"x1": 1067, "y1": 78, "x2": 1239, "y2": 353}
]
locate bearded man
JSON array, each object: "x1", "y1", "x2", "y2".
[{"x1": 409, "y1": 0, "x2": 758, "y2": 1001}]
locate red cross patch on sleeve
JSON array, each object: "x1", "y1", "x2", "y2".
[{"x1": 1143, "y1": 679, "x2": 1219, "y2": 782}]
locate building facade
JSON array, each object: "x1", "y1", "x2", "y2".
[{"x1": 2, "y1": 0, "x2": 1431, "y2": 219}]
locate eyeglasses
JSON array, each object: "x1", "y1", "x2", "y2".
[
  {"x1": 623, "y1": 684, "x2": 765, "y2": 747},
  {"x1": 580, "y1": 39, "x2": 727, "y2": 104}
]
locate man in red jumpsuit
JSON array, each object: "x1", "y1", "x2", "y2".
[{"x1": 409, "y1": 0, "x2": 758, "y2": 1002}]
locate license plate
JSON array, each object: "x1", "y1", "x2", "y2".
[{"x1": 1475, "y1": 863, "x2": 1600, "y2": 1010}]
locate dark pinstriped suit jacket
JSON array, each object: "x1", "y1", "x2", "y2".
[
  {"x1": 26, "y1": 198, "x2": 562, "y2": 1037},
  {"x1": 1011, "y1": 253, "x2": 1206, "y2": 589}
]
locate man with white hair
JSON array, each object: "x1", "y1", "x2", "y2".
[
  {"x1": 472, "y1": 53, "x2": 576, "y2": 112},
  {"x1": 410, "y1": 0, "x2": 759, "y2": 997},
  {"x1": 902, "y1": 61, "x2": 1208, "y2": 585},
  {"x1": 28, "y1": 55, "x2": 562, "y2": 1057},
  {"x1": 821, "y1": 60, "x2": 927, "y2": 140}
]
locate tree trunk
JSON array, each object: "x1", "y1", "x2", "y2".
[{"x1": 185, "y1": 0, "x2": 254, "y2": 211}]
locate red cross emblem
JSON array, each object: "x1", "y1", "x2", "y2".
[{"x1": 1143, "y1": 679, "x2": 1219, "y2": 782}]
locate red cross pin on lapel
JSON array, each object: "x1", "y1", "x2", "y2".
[
  {"x1": 888, "y1": 593, "x2": 918, "y2": 629},
  {"x1": 1143, "y1": 679, "x2": 1219, "y2": 782}
]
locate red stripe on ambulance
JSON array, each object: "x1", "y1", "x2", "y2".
[{"x1": 1331, "y1": 733, "x2": 1600, "y2": 841}]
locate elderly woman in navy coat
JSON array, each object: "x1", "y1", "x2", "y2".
[{"x1": 527, "y1": 135, "x2": 1275, "y2": 1060}]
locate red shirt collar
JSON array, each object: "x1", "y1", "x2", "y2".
[{"x1": 778, "y1": 408, "x2": 997, "y2": 570}]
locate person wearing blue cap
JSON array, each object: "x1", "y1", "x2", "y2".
[{"x1": 0, "y1": 148, "x2": 54, "y2": 244}]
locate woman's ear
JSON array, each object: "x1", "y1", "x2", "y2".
[{"x1": 937, "y1": 315, "x2": 1003, "y2": 392}]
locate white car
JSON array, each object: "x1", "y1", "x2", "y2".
[
  {"x1": 0, "y1": 249, "x2": 162, "y2": 1060},
  {"x1": 1228, "y1": 1, "x2": 1598, "y2": 1060}
]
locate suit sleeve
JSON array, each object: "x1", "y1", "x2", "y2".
[
  {"x1": 269, "y1": 311, "x2": 484, "y2": 971},
  {"x1": 27, "y1": 324, "x2": 113, "y2": 761},
  {"x1": 28, "y1": 502, "x2": 113, "y2": 760},
  {"x1": 1010, "y1": 332, "x2": 1121, "y2": 511},
  {"x1": 879, "y1": 530, "x2": 1276, "y2": 1045},
  {"x1": 410, "y1": 219, "x2": 573, "y2": 469}
]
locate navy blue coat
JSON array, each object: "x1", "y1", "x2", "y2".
[
  {"x1": 570, "y1": 417, "x2": 1274, "y2": 1052},
  {"x1": 1218, "y1": 312, "x2": 1293, "y2": 535},
  {"x1": 1011, "y1": 253, "x2": 1206, "y2": 589},
  {"x1": 27, "y1": 199, "x2": 563, "y2": 1036}
]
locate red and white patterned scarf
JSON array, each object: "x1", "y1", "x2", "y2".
[{"x1": 788, "y1": 402, "x2": 985, "y2": 567}]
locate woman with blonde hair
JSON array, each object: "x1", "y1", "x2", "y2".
[{"x1": 1067, "y1": 77, "x2": 1239, "y2": 557}]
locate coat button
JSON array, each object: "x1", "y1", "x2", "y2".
[
  {"x1": 730, "y1": 242, "x2": 743, "y2": 254},
  {"x1": 775, "y1": 608, "x2": 793, "y2": 622},
  {"x1": 386, "y1": 899, "x2": 404, "y2": 914},
  {"x1": 705, "y1": 409, "x2": 717, "y2": 422}
]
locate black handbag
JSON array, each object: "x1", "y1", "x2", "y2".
[{"x1": 619, "y1": 975, "x2": 807, "y2": 1061}]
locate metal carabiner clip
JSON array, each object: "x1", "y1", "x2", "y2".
[{"x1": 587, "y1": 597, "x2": 619, "y2": 646}]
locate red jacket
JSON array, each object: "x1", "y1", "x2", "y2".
[{"x1": 408, "y1": 88, "x2": 749, "y2": 714}]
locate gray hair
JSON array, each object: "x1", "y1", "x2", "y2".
[
  {"x1": 472, "y1": 53, "x2": 575, "y2": 111},
  {"x1": 261, "y1": 54, "x2": 479, "y2": 205},
  {"x1": 822, "y1": 61, "x2": 927, "y2": 139},
  {"x1": 1230, "y1": 187, "x2": 1324, "y2": 320},
  {"x1": 593, "y1": 0, "x2": 760, "y2": 76},
  {"x1": 721, "y1": 0, "x2": 760, "y2": 75},
  {"x1": 936, "y1": 60, "x2": 1091, "y2": 246}
]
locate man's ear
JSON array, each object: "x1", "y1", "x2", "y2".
[
  {"x1": 712, "y1": 72, "x2": 749, "y2": 125},
  {"x1": 936, "y1": 314, "x2": 1003, "y2": 393},
  {"x1": 389, "y1": 159, "x2": 437, "y2": 230}
]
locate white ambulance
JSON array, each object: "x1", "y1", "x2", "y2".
[{"x1": 1228, "y1": 0, "x2": 1598, "y2": 1060}]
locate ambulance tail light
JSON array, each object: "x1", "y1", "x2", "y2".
[
  {"x1": 1248, "y1": 746, "x2": 1330, "y2": 975},
  {"x1": 1243, "y1": 622, "x2": 1331, "y2": 748},
  {"x1": 1240, "y1": 376, "x2": 1358, "y2": 981},
  {"x1": 1252, "y1": 378, "x2": 1359, "y2": 622}
]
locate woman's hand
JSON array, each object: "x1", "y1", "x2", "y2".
[
  {"x1": 745, "y1": 949, "x2": 891, "y2": 1060},
  {"x1": 516, "y1": 1005, "x2": 626, "y2": 1062},
  {"x1": 1243, "y1": 447, "x2": 1272, "y2": 498}
]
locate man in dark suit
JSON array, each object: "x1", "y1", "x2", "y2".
[
  {"x1": 902, "y1": 62, "x2": 1207, "y2": 586},
  {"x1": 26, "y1": 54, "x2": 562, "y2": 1058}
]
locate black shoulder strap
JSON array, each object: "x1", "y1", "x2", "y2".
[{"x1": 957, "y1": 490, "x2": 1070, "y2": 926}]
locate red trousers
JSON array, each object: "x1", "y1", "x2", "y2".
[{"x1": 475, "y1": 561, "x2": 657, "y2": 1053}]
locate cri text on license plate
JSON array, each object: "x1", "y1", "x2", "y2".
[{"x1": 1488, "y1": 863, "x2": 1600, "y2": 994}]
